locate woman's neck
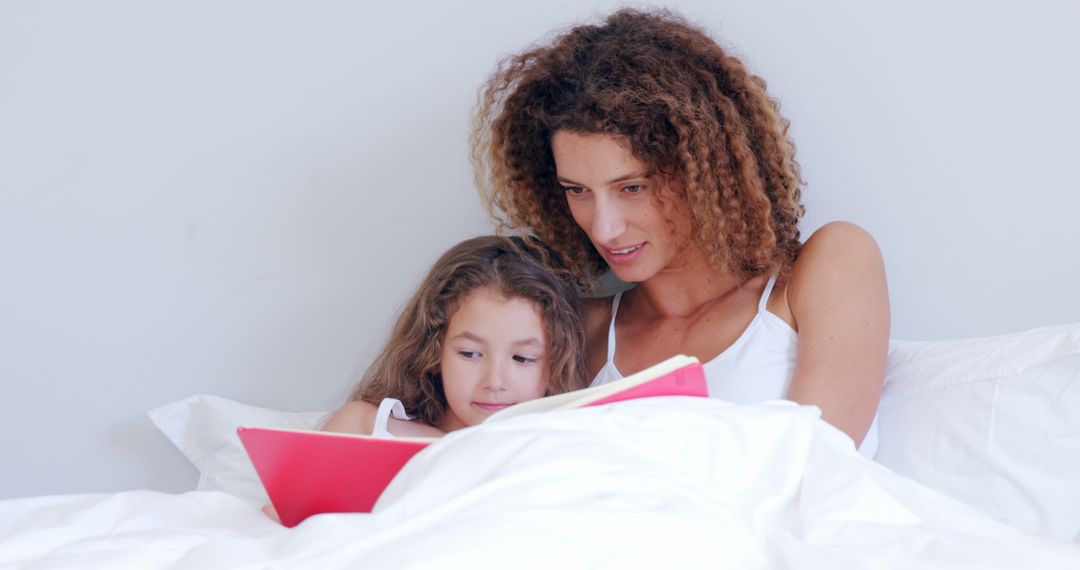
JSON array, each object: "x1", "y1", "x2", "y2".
[{"x1": 628, "y1": 253, "x2": 750, "y2": 319}]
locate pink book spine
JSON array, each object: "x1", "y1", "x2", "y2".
[{"x1": 585, "y1": 362, "x2": 708, "y2": 407}]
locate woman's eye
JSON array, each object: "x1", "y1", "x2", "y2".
[
  {"x1": 562, "y1": 186, "x2": 586, "y2": 196},
  {"x1": 513, "y1": 355, "x2": 539, "y2": 365},
  {"x1": 623, "y1": 184, "x2": 645, "y2": 194}
]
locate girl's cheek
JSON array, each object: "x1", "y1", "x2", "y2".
[{"x1": 533, "y1": 375, "x2": 549, "y2": 398}]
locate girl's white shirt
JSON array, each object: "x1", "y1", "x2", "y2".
[{"x1": 371, "y1": 398, "x2": 412, "y2": 438}]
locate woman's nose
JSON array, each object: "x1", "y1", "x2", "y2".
[{"x1": 590, "y1": 197, "x2": 627, "y2": 244}]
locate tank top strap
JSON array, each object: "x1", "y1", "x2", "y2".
[
  {"x1": 606, "y1": 291, "x2": 624, "y2": 361},
  {"x1": 372, "y1": 398, "x2": 412, "y2": 438},
  {"x1": 757, "y1": 273, "x2": 779, "y2": 313}
]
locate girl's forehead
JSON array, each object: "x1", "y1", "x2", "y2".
[
  {"x1": 443, "y1": 290, "x2": 549, "y2": 350},
  {"x1": 448, "y1": 287, "x2": 544, "y2": 327}
]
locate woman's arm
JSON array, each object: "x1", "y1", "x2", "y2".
[{"x1": 785, "y1": 221, "x2": 890, "y2": 446}]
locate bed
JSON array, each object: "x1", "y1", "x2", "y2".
[{"x1": 2, "y1": 324, "x2": 1078, "y2": 568}]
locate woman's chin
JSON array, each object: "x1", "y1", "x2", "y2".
[{"x1": 607, "y1": 264, "x2": 655, "y2": 285}]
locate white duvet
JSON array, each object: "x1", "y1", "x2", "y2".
[{"x1": 2, "y1": 398, "x2": 1078, "y2": 569}]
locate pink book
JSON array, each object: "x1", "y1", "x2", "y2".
[
  {"x1": 239, "y1": 354, "x2": 706, "y2": 527},
  {"x1": 238, "y1": 427, "x2": 432, "y2": 527}
]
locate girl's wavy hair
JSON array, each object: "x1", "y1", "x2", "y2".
[
  {"x1": 472, "y1": 8, "x2": 805, "y2": 290},
  {"x1": 351, "y1": 235, "x2": 588, "y2": 426}
]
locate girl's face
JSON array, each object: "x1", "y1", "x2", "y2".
[
  {"x1": 437, "y1": 286, "x2": 549, "y2": 431},
  {"x1": 551, "y1": 130, "x2": 692, "y2": 284}
]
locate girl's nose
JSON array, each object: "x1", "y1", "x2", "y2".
[{"x1": 482, "y1": 361, "x2": 508, "y2": 391}]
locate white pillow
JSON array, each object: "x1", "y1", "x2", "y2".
[
  {"x1": 148, "y1": 394, "x2": 329, "y2": 505},
  {"x1": 875, "y1": 323, "x2": 1080, "y2": 542}
]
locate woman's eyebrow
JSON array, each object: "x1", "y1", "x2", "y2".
[
  {"x1": 557, "y1": 171, "x2": 649, "y2": 186},
  {"x1": 607, "y1": 171, "x2": 649, "y2": 184}
]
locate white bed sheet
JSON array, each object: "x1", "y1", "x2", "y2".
[{"x1": 2, "y1": 398, "x2": 1077, "y2": 569}]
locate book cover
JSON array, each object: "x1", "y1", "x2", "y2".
[
  {"x1": 239, "y1": 354, "x2": 706, "y2": 526},
  {"x1": 238, "y1": 427, "x2": 435, "y2": 527}
]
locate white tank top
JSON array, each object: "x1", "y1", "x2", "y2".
[
  {"x1": 371, "y1": 398, "x2": 412, "y2": 438},
  {"x1": 590, "y1": 275, "x2": 879, "y2": 458}
]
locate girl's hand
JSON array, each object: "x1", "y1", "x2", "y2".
[{"x1": 262, "y1": 502, "x2": 281, "y2": 523}]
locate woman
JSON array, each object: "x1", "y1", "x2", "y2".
[{"x1": 472, "y1": 8, "x2": 888, "y2": 453}]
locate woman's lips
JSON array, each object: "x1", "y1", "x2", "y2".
[
  {"x1": 605, "y1": 242, "x2": 645, "y2": 265},
  {"x1": 473, "y1": 402, "x2": 512, "y2": 412}
]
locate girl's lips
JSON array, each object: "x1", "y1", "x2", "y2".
[{"x1": 474, "y1": 402, "x2": 512, "y2": 412}]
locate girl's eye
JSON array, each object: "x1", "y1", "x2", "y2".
[
  {"x1": 458, "y1": 351, "x2": 481, "y2": 360},
  {"x1": 623, "y1": 184, "x2": 645, "y2": 194},
  {"x1": 513, "y1": 355, "x2": 539, "y2": 365}
]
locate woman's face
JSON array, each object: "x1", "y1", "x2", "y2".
[
  {"x1": 551, "y1": 131, "x2": 690, "y2": 284},
  {"x1": 438, "y1": 287, "x2": 549, "y2": 431}
]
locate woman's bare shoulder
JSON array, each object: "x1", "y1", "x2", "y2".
[
  {"x1": 767, "y1": 221, "x2": 885, "y2": 329},
  {"x1": 321, "y1": 400, "x2": 378, "y2": 435},
  {"x1": 787, "y1": 221, "x2": 884, "y2": 301}
]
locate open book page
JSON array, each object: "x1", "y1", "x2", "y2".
[{"x1": 484, "y1": 354, "x2": 705, "y2": 424}]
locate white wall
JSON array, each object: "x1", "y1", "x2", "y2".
[{"x1": 1, "y1": 1, "x2": 1077, "y2": 498}]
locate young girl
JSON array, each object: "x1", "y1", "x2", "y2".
[{"x1": 321, "y1": 235, "x2": 589, "y2": 438}]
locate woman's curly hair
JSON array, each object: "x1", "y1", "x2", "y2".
[{"x1": 472, "y1": 8, "x2": 805, "y2": 290}]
